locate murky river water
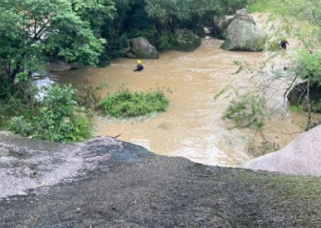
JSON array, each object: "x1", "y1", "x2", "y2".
[{"x1": 42, "y1": 36, "x2": 313, "y2": 167}]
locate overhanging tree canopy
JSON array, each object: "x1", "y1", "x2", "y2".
[{"x1": 0, "y1": 0, "x2": 115, "y2": 81}]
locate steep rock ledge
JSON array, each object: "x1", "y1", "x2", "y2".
[{"x1": 1, "y1": 132, "x2": 321, "y2": 227}]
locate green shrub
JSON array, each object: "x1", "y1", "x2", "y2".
[
  {"x1": 223, "y1": 94, "x2": 265, "y2": 129},
  {"x1": 99, "y1": 88, "x2": 169, "y2": 117},
  {"x1": 9, "y1": 84, "x2": 92, "y2": 142},
  {"x1": 288, "y1": 105, "x2": 304, "y2": 113},
  {"x1": 158, "y1": 31, "x2": 175, "y2": 51},
  {"x1": 0, "y1": 74, "x2": 37, "y2": 130}
]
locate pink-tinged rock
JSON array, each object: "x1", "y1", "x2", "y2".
[{"x1": 243, "y1": 125, "x2": 321, "y2": 176}]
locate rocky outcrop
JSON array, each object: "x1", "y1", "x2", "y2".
[
  {"x1": 2, "y1": 132, "x2": 321, "y2": 227},
  {"x1": 212, "y1": 9, "x2": 256, "y2": 38},
  {"x1": 287, "y1": 81, "x2": 321, "y2": 112},
  {"x1": 243, "y1": 125, "x2": 321, "y2": 176},
  {"x1": 221, "y1": 19, "x2": 266, "y2": 51},
  {"x1": 213, "y1": 15, "x2": 234, "y2": 36},
  {"x1": 46, "y1": 59, "x2": 82, "y2": 72},
  {"x1": 234, "y1": 9, "x2": 256, "y2": 25},
  {"x1": 46, "y1": 59, "x2": 72, "y2": 72},
  {"x1": 126, "y1": 37, "x2": 159, "y2": 59},
  {"x1": 172, "y1": 29, "x2": 201, "y2": 51}
]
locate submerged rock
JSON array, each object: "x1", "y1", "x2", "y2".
[
  {"x1": 243, "y1": 125, "x2": 321, "y2": 176},
  {"x1": 46, "y1": 59, "x2": 83, "y2": 72},
  {"x1": 221, "y1": 19, "x2": 266, "y2": 51},
  {"x1": 127, "y1": 37, "x2": 159, "y2": 59}
]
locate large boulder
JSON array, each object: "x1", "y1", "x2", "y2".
[
  {"x1": 287, "y1": 81, "x2": 321, "y2": 112},
  {"x1": 212, "y1": 9, "x2": 255, "y2": 38},
  {"x1": 127, "y1": 37, "x2": 159, "y2": 59},
  {"x1": 234, "y1": 9, "x2": 256, "y2": 25},
  {"x1": 46, "y1": 59, "x2": 83, "y2": 72},
  {"x1": 212, "y1": 15, "x2": 234, "y2": 37},
  {"x1": 172, "y1": 29, "x2": 201, "y2": 52},
  {"x1": 243, "y1": 125, "x2": 321, "y2": 176},
  {"x1": 221, "y1": 19, "x2": 266, "y2": 51}
]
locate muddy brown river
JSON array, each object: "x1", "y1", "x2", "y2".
[{"x1": 46, "y1": 36, "x2": 315, "y2": 167}]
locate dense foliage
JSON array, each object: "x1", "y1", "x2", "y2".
[
  {"x1": 248, "y1": 0, "x2": 321, "y2": 127},
  {"x1": 0, "y1": 0, "x2": 249, "y2": 141},
  {"x1": 99, "y1": 88, "x2": 169, "y2": 117},
  {"x1": 0, "y1": 0, "x2": 115, "y2": 82},
  {"x1": 9, "y1": 85, "x2": 92, "y2": 142}
]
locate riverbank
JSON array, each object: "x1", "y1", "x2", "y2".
[{"x1": 1, "y1": 132, "x2": 321, "y2": 227}]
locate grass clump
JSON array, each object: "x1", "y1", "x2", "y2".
[
  {"x1": 99, "y1": 88, "x2": 169, "y2": 117},
  {"x1": 223, "y1": 93, "x2": 265, "y2": 129},
  {"x1": 288, "y1": 105, "x2": 304, "y2": 113}
]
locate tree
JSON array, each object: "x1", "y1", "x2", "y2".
[
  {"x1": 0, "y1": 0, "x2": 115, "y2": 82},
  {"x1": 144, "y1": 0, "x2": 249, "y2": 31}
]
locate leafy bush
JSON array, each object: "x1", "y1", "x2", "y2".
[
  {"x1": 74, "y1": 80, "x2": 108, "y2": 110},
  {"x1": 223, "y1": 94, "x2": 265, "y2": 129},
  {"x1": 99, "y1": 88, "x2": 169, "y2": 117},
  {"x1": 158, "y1": 32, "x2": 175, "y2": 51},
  {"x1": 294, "y1": 50, "x2": 321, "y2": 85},
  {"x1": 0, "y1": 74, "x2": 38, "y2": 129},
  {"x1": 9, "y1": 85, "x2": 92, "y2": 142}
]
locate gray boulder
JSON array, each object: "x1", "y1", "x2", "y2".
[
  {"x1": 212, "y1": 15, "x2": 234, "y2": 37},
  {"x1": 127, "y1": 37, "x2": 159, "y2": 59},
  {"x1": 234, "y1": 9, "x2": 256, "y2": 25},
  {"x1": 287, "y1": 81, "x2": 321, "y2": 112},
  {"x1": 213, "y1": 9, "x2": 255, "y2": 38},
  {"x1": 172, "y1": 29, "x2": 201, "y2": 52},
  {"x1": 46, "y1": 59, "x2": 72, "y2": 72},
  {"x1": 221, "y1": 19, "x2": 266, "y2": 51},
  {"x1": 243, "y1": 125, "x2": 321, "y2": 176},
  {"x1": 46, "y1": 59, "x2": 83, "y2": 72}
]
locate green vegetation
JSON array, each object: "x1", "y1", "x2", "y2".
[
  {"x1": 99, "y1": 88, "x2": 169, "y2": 117},
  {"x1": 0, "y1": 0, "x2": 251, "y2": 141},
  {"x1": 288, "y1": 105, "x2": 304, "y2": 113},
  {"x1": 224, "y1": 93, "x2": 265, "y2": 129},
  {"x1": 0, "y1": 0, "x2": 113, "y2": 83},
  {"x1": 213, "y1": 86, "x2": 230, "y2": 101},
  {"x1": 294, "y1": 50, "x2": 321, "y2": 85},
  {"x1": 9, "y1": 85, "x2": 92, "y2": 142},
  {"x1": 247, "y1": 0, "x2": 287, "y2": 13}
]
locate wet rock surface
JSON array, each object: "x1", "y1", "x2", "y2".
[
  {"x1": 243, "y1": 125, "x2": 321, "y2": 176},
  {"x1": 127, "y1": 37, "x2": 159, "y2": 59},
  {"x1": 1, "y1": 132, "x2": 321, "y2": 227}
]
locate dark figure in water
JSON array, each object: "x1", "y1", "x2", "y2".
[
  {"x1": 280, "y1": 39, "x2": 289, "y2": 49},
  {"x1": 134, "y1": 60, "x2": 144, "y2": 72}
]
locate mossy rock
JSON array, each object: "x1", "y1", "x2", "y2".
[
  {"x1": 287, "y1": 82, "x2": 321, "y2": 112},
  {"x1": 172, "y1": 29, "x2": 201, "y2": 52}
]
